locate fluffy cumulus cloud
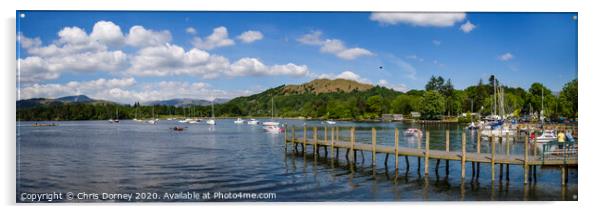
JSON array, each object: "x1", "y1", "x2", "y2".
[
  {"x1": 128, "y1": 44, "x2": 230, "y2": 78},
  {"x1": 298, "y1": 31, "x2": 373, "y2": 60},
  {"x1": 19, "y1": 77, "x2": 259, "y2": 104},
  {"x1": 498, "y1": 52, "x2": 514, "y2": 61},
  {"x1": 19, "y1": 77, "x2": 136, "y2": 100},
  {"x1": 315, "y1": 71, "x2": 372, "y2": 84},
  {"x1": 370, "y1": 12, "x2": 466, "y2": 27},
  {"x1": 228, "y1": 58, "x2": 308, "y2": 76},
  {"x1": 185, "y1": 27, "x2": 197, "y2": 35},
  {"x1": 377, "y1": 79, "x2": 409, "y2": 92},
  {"x1": 460, "y1": 21, "x2": 477, "y2": 33},
  {"x1": 125, "y1": 25, "x2": 172, "y2": 47},
  {"x1": 191, "y1": 26, "x2": 235, "y2": 50},
  {"x1": 18, "y1": 24, "x2": 129, "y2": 82},
  {"x1": 237, "y1": 30, "x2": 263, "y2": 43},
  {"x1": 90, "y1": 21, "x2": 125, "y2": 46}
]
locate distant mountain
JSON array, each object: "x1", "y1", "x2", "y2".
[
  {"x1": 281, "y1": 78, "x2": 373, "y2": 95},
  {"x1": 142, "y1": 98, "x2": 230, "y2": 107},
  {"x1": 17, "y1": 95, "x2": 113, "y2": 108}
]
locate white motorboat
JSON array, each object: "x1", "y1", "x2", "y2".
[
  {"x1": 325, "y1": 120, "x2": 336, "y2": 125},
  {"x1": 263, "y1": 125, "x2": 283, "y2": 133},
  {"x1": 234, "y1": 118, "x2": 245, "y2": 124},
  {"x1": 247, "y1": 119, "x2": 259, "y2": 125},
  {"x1": 147, "y1": 119, "x2": 157, "y2": 125},
  {"x1": 536, "y1": 130, "x2": 557, "y2": 143},
  {"x1": 263, "y1": 121, "x2": 280, "y2": 126}
]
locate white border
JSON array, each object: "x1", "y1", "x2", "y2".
[{"x1": 3, "y1": 0, "x2": 600, "y2": 213}]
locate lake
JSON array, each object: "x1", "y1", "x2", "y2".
[{"x1": 16, "y1": 119, "x2": 577, "y2": 202}]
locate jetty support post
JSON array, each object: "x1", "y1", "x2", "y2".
[
  {"x1": 331, "y1": 126, "x2": 335, "y2": 159},
  {"x1": 313, "y1": 126, "x2": 317, "y2": 157},
  {"x1": 491, "y1": 136, "x2": 496, "y2": 181},
  {"x1": 303, "y1": 125, "x2": 307, "y2": 153},
  {"x1": 292, "y1": 126, "x2": 297, "y2": 153},
  {"x1": 461, "y1": 132, "x2": 466, "y2": 179},
  {"x1": 395, "y1": 128, "x2": 399, "y2": 170},
  {"x1": 284, "y1": 124, "x2": 288, "y2": 151},
  {"x1": 324, "y1": 126, "x2": 328, "y2": 157},
  {"x1": 350, "y1": 127, "x2": 355, "y2": 163},
  {"x1": 372, "y1": 128, "x2": 376, "y2": 166},
  {"x1": 425, "y1": 131, "x2": 430, "y2": 175},
  {"x1": 506, "y1": 132, "x2": 510, "y2": 181},
  {"x1": 445, "y1": 130, "x2": 450, "y2": 175},
  {"x1": 523, "y1": 136, "x2": 529, "y2": 185},
  {"x1": 477, "y1": 130, "x2": 481, "y2": 177}
]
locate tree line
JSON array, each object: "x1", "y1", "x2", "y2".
[{"x1": 17, "y1": 76, "x2": 578, "y2": 121}]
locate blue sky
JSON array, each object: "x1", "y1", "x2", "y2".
[{"x1": 16, "y1": 11, "x2": 577, "y2": 103}]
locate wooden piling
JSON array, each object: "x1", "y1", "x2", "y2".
[
  {"x1": 303, "y1": 125, "x2": 307, "y2": 153},
  {"x1": 445, "y1": 130, "x2": 450, "y2": 174},
  {"x1": 331, "y1": 126, "x2": 335, "y2": 159},
  {"x1": 284, "y1": 124, "x2": 288, "y2": 151},
  {"x1": 425, "y1": 131, "x2": 430, "y2": 175},
  {"x1": 477, "y1": 129, "x2": 481, "y2": 178},
  {"x1": 395, "y1": 128, "x2": 399, "y2": 170},
  {"x1": 561, "y1": 166, "x2": 566, "y2": 186},
  {"x1": 292, "y1": 126, "x2": 296, "y2": 153},
  {"x1": 506, "y1": 132, "x2": 510, "y2": 181},
  {"x1": 313, "y1": 127, "x2": 317, "y2": 157},
  {"x1": 350, "y1": 127, "x2": 355, "y2": 163},
  {"x1": 523, "y1": 136, "x2": 529, "y2": 184},
  {"x1": 324, "y1": 126, "x2": 328, "y2": 155},
  {"x1": 461, "y1": 132, "x2": 466, "y2": 179},
  {"x1": 491, "y1": 137, "x2": 496, "y2": 181},
  {"x1": 372, "y1": 128, "x2": 376, "y2": 166}
]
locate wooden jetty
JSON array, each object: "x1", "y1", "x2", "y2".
[{"x1": 283, "y1": 125, "x2": 577, "y2": 186}]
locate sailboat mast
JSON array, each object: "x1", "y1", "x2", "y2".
[
  {"x1": 493, "y1": 75, "x2": 497, "y2": 117},
  {"x1": 271, "y1": 97, "x2": 274, "y2": 120}
]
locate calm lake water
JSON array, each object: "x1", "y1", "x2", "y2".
[{"x1": 16, "y1": 119, "x2": 577, "y2": 202}]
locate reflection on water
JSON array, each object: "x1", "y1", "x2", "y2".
[{"x1": 17, "y1": 120, "x2": 577, "y2": 201}]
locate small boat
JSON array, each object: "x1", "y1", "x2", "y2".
[
  {"x1": 109, "y1": 107, "x2": 120, "y2": 123},
  {"x1": 206, "y1": 99, "x2": 216, "y2": 125},
  {"x1": 325, "y1": 120, "x2": 336, "y2": 125},
  {"x1": 536, "y1": 130, "x2": 557, "y2": 143},
  {"x1": 172, "y1": 126, "x2": 185, "y2": 131},
  {"x1": 108, "y1": 119, "x2": 119, "y2": 123},
  {"x1": 147, "y1": 119, "x2": 157, "y2": 125},
  {"x1": 263, "y1": 121, "x2": 280, "y2": 126},
  {"x1": 404, "y1": 128, "x2": 423, "y2": 137},
  {"x1": 263, "y1": 125, "x2": 283, "y2": 133},
  {"x1": 247, "y1": 119, "x2": 259, "y2": 125},
  {"x1": 467, "y1": 122, "x2": 478, "y2": 130},
  {"x1": 234, "y1": 118, "x2": 245, "y2": 124}
]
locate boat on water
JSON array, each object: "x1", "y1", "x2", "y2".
[
  {"x1": 262, "y1": 97, "x2": 280, "y2": 127},
  {"x1": 247, "y1": 119, "x2": 259, "y2": 125},
  {"x1": 234, "y1": 118, "x2": 245, "y2": 124},
  {"x1": 172, "y1": 126, "x2": 186, "y2": 131},
  {"x1": 536, "y1": 130, "x2": 557, "y2": 143},
  {"x1": 404, "y1": 128, "x2": 423, "y2": 137},
  {"x1": 206, "y1": 99, "x2": 216, "y2": 125},
  {"x1": 109, "y1": 108, "x2": 119, "y2": 123},
  {"x1": 263, "y1": 125, "x2": 284, "y2": 133},
  {"x1": 147, "y1": 106, "x2": 158, "y2": 125},
  {"x1": 467, "y1": 122, "x2": 478, "y2": 130},
  {"x1": 325, "y1": 120, "x2": 336, "y2": 125}
]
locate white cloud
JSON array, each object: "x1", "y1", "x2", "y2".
[
  {"x1": 228, "y1": 57, "x2": 308, "y2": 76},
  {"x1": 237, "y1": 30, "x2": 263, "y2": 43},
  {"x1": 498, "y1": 52, "x2": 514, "y2": 61},
  {"x1": 298, "y1": 31, "x2": 373, "y2": 60},
  {"x1": 370, "y1": 12, "x2": 466, "y2": 27},
  {"x1": 191, "y1": 26, "x2": 235, "y2": 50},
  {"x1": 19, "y1": 77, "x2": 136, "y2": 100},
  {"x1": 377, "y1": 79, "x2": 409, "y2": 92},
  {"x1": 185, "y1": 27, "x2": 197, "y2": 35},
  {"x1": 125, "y1": 25, "x2": 172, "y2": 47},
  {"x1": 460, "y1": 21, "x2": 477, "y2": 33},
  {"x1": 18, "y1": 29, "x2": 128, "y2": 82},
  {"x1": 90, "y1": 20, "x2": 125, "y2": 46},
  {"x1": 128, "y1": 43, "x2": 229, "y2": 78},
  {"x1": 315, "y1": 71, "x2": 372, "y2": 84},
  {"x1": 432, "y1": 40, "x2": 442, "y2": 46}
]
